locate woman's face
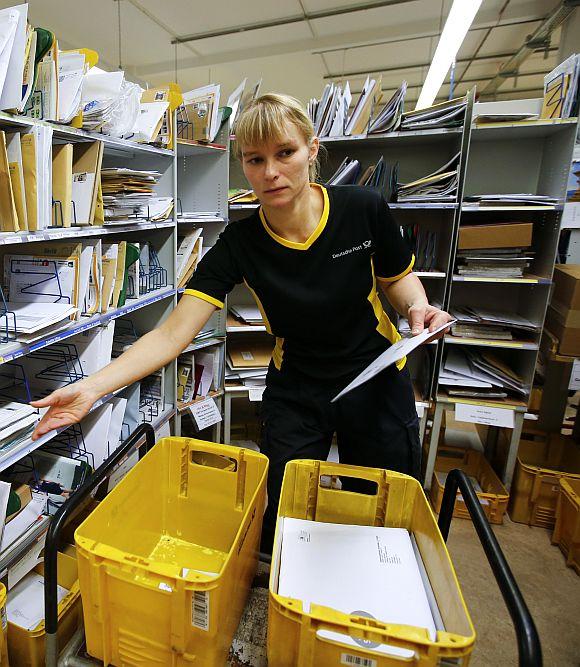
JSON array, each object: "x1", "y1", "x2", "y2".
[{"x1": 240, "y1": 120, "x2": 319, "y2": 208}]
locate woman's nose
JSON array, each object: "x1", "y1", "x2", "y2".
[{"x1": 264, "y1": 160, "x2": 278, "y2": 179}]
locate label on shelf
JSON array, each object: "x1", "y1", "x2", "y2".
[
  {"x1": 455, "y1": 403, "x2": 514, "y2": 428},
  {"x1": 569, "y1": 359, "x2": 580, "y2": 391},
  {"x1": 189, "y1": 397, "x2": 222, "y2": 430},
  {"x1": 416, "y1": 405, "x2": 425, "y2": 418},
  {"x1": 248, "y1": 386, "x2": 265, "y2": 402}
]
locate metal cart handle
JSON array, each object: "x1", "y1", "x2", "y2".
[
  {"x1": 44, "y1": 423, "x2": 155, "y2": 667},
  {"x1": 438, "y1": 468, "x2": 542, "y2": 667}
]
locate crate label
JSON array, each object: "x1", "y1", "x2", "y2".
[
  {"x1": 191, "y1": 590, "x2": 210, "y2": 631},
  {"x1": 158, "y1": 582, "x2": 172, "y2": 593},
  {"x1": 455, "y1": 403, "x2": 514, "y2": 428},
  {"x1": 569, "y1": 359, "x2": 580, "y2": 390},
  {"x1": 189, "y1": 397, "x2": 222, "y2": 430},
  {"x1": 416, "y1": 404, "x2": 424, "y2": 418},
  {"x1": 248, "y1": 386, "x2": 265, "y2": 402},
  {"x1": 341, "y1": 654, "x2": 377, "y2": 667},
  {"x1": 241, "y1": 351, "x2": 254, "y2": 361}
]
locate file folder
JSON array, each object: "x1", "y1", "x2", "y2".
[
  {"x1": 72, "y1": 140, "x2": 103, "y2": 225},
  {"x1": 0, "y1": 130, "x2": 19, "y2": 231},
  {"x1": 6, "y1": 132, "x2": 27, "y2": 230},
  {"x1": 52, "y1": 143, "x2": 73, "y2": 227}
]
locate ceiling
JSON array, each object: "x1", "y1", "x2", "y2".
[{"x1": 8, "y1": 0, "x2": 576, "y2": 108}]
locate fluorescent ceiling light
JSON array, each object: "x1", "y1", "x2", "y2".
[{"x1": 415, "y1": 0, "x2": 483, "y2": 110}]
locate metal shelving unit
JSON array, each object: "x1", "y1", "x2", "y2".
[
  {"x1": 0, "y1": 108, "x2": 180, "y2": 589},
  {"x1": 173, "y1": 122, "x2": 230, "y2": 441}
]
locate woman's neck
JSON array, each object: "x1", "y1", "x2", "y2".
[{"x1": 261, "y1": 182, "x2": 322, "y2": 243}]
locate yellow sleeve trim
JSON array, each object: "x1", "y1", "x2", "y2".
[
  {"x1": 376, "y1": 255, "x2": 415, "y2": 284},
  {"x1": 183, "y1": 289, "x2": 224, "y2": 309}
]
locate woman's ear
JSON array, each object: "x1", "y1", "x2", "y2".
[{"x1": 309, "y1": 136, "x2": 320, "y2": 162}]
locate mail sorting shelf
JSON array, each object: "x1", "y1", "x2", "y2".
[
  {"x1": 41, "y1": 425, "x2": 542, "y2": 667},
  {"x1": 423, "y1": 111, "x2": 580, "y2": 491}
]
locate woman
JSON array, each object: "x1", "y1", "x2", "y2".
[{"x1": 31, "y1": 94, "x2": 452, "y2": 551}]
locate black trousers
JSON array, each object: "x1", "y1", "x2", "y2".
[{"x1": 259, "y1": 362, "x2": 421, "y2": 552}]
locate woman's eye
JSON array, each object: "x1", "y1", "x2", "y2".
[
  {"x1": 280, "y1": 149, "x2": 294, "y2": 157},
  {"x1": 247, "y1": 157, "x2": 262, "y2": 165}
]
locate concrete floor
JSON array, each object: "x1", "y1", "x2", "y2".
[{"x1": 228, "y1": 518, "x2": 580, "y2": 666}]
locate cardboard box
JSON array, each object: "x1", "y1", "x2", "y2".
[
  {"x1": 549, "y1": 299, "x2": 580, "y2": 329},
  {"x1": 545, "y1": 305, "x2": 580, "y2": 356},
  {"x1": 552, "y1": 265, "x2": 580, "y2": 311},
  {"x1": 458, "y1": 222, "x2": 533, "y2": 250}
]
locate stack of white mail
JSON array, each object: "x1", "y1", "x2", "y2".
[
  {"x1": 0, "y1": 402, "x2": 39, "y2": 452},
  {"x1": 81, "y1": 70, "x2": 142, "y2": 137},
  {"x1": 101, "y1": 168, "x2": 173, "y2": 223},
  {"x1": 440, "y1": 348, "x2": 527, "y2": 399},
  {"x1": 449, "y1": 306, "x2": 539, "y2": 341},
  {"x1": 278, "y1": 519, "x2": 437, "y2": 660},
  {"x1": 229, "y1": 305, "x2": 263, "y2": 326}
]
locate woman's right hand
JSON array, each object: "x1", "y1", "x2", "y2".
[{"x1": 30, "y1": 382, "x2": 100, "y2": 441}]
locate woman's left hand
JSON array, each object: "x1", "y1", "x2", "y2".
[{"x1": 408, "y1": 303, "x2": 454, "y2": 340}]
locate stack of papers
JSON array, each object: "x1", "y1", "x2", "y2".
[
  {"x1": 227, "y1": 339, "x2": 273, "y2": 371},
  {"x1": 308, "y1": 83, "x2": 353, "y2": 139},
  {"x1": 7, "y1": 571, "x2": 69, "y2": 630},
  {"x1": 400, "y1": 97, "x2": 467, "y2": 131},
  {"x1": 0, "y1": 402, "x2": 38, "y2": 452},
  {"x1": 541, "y1": 53, "x2": 580, "y2": 120},
  {"x1": 449, "y1": 306, "x2": 539, "y2": 341},
  {"x1": 2, "y1": 303, "x2": 77, "y2": 338},
  {"x1": 440, "y1": 348, "x2": 527, "y2": 399},
  {"x1": 464, "y1": 194, "x2": 558, "y2": 207},
  {"x1": 229, "y1": 305, "x2": 263, "y2": 326},
  {"x1": 177, "y1": 229, "x2": 203, "y2": 289},
  {"x1": 278, "y1": 519, "x2": 437, "y2": 659},
  {"x1": 397, "y1": 153, "x2": 460, "y2": 202},
  {"x1": 456, "y1": 248, "x2": 534, "y2": 278},
  {"x1": 368, "y1": 82, "x2": 407, "y2": 134},
  {"x1": 81, "y1": 70, "x2": 142, "y2": 137},
  {"x1": 101, "y1": 168, "x2": 173, "y2": 222},
  {"x1": 345, "y1": 76, "x2": 382, "y2": 136}
]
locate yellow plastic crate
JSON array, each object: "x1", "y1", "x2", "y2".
[
  {"x1": 509, "y1": 435, "x2": 580, "y2": 528},
  {"x1": 0, "y1": 583, "x2": 8, "y2": 666},
  {"x1": 269, "y1": 460, "x2": 476, "y2": 666},
  {"x1": 430, "y1": 447, "x2": 509, "y2": 525},
  {"x1": 75, "y1": 437, "x2": 268, "y2": 667},
  {"x1": 552, "y1": 478, "x2": 580, "y2": 575},
  {"x1": 7, "y1": 550, "x2": 81, "y2": 667}
]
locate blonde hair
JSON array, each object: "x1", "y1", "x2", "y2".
[{"x1": 234, "y1": 93, "x2": 322, "y2": 182}]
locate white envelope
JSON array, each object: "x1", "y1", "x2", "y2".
[
  {"x1": 332, "y1": 320, "x2": 454, "y2": 402},
  {"x1": 0, "y1": 3, "x2": 27, "y2": 111}
]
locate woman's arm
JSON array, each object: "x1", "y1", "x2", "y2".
[
  {"x1": 379, "y1": 272, "x2": 452, "y2": 335},
  {"x1": 31, "y1": 295, "x2": 216, "y2": 439}
]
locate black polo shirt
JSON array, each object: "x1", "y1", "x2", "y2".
[{"x1": 185, "y1": 184, "x2": 414, "y2": 379}]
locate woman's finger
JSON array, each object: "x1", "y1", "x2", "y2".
[{"x1": 30, "y1": 392, "x2": 60, "y2": 408}]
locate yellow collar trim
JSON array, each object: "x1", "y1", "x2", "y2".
[{"x1": 259, "y1": 184, "x2": 329, "y2": 250}]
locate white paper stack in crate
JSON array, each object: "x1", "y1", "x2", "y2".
[{"x1": 278, "y1": 518, "x2": 437, "y2": 660}]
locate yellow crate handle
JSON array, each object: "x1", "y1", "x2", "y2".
[{"x1": 293, "y1": 603, "x2": 469, "y2": 664}]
